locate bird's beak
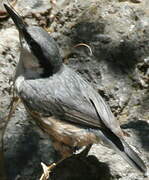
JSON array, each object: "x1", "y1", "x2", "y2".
[{"x1": 4, "y1": 4, "x2": 27, "y2": 33}]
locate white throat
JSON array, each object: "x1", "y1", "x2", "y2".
[{"x1": 15, "y1": 48, "x2": 44, "y2": 80}]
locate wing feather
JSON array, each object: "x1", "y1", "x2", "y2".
[{"x1": 19, "y1": 65, "x2": 122, "y2": 136}]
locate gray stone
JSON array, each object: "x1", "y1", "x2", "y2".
[{"x1": 0, "y1": 0, "x2": 148, "y2": 179}]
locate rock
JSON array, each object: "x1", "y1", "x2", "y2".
[{"x1": 0, "y1": 0, "x2": 148, "y2": 179}]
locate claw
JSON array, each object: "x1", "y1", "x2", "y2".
[{"x1": 40, "y1": 162, "x2": 56, "y2": 180}]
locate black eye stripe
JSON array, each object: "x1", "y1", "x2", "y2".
[{"x1": 23, "y1": 30, "x2": 53, "y2": 77}]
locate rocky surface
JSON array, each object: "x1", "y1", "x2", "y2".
[{"x1": 0, "y1": 0, "x2": 148, "y2": 179}]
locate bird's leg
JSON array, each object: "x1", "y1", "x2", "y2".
[
  {"x1": 77, "y1": 144, "x2": 92, "y2": 158},
  {"x1": 40, "y1": 162, "x2": 56, "y2": 180},
  {"x1": 39, "y1": 158, "x2": 70, "y2": 180},
  {"x1": 39, "y1": 142, "x2": 73, "y2": 180},
  {"x1": 39, "y1": 144, "x2": 93, "y2": 180}
]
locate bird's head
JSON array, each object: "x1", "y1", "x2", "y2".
[{"x1": 4, "y1": 4, "x2": 62, "y2": 79}]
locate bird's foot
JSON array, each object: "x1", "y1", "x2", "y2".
[
  {"x1": 39, "y1": 145, "x2": 92, "y2": 179},
  {"x1": 40, "y1": 162, "x2": 56, "y2": 180},
  {"x1": 39, "y1": 155, "x2": 71, "y2": 180}
]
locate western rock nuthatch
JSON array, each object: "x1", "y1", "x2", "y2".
[{"x1": 4, "y1": 4, "x2": 147, "y2": 175}]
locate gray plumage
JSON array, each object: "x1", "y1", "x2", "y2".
[
  {"x1": 4, "y1": 4, "x2": 147, "y2": 175},
  {"x1": 15, "y1": 64, "x2": 146, "y2": 174}
]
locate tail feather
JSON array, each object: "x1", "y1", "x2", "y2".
[
  {"x1": 121, "y1": 140, "x2": 147, "y2": 174},
  {"x1": 96, "y1": 128, "x2": 147, "y2": 174}
]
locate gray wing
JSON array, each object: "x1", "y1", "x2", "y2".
[
  {"x1": 54, "y1": 90, "x2": 102, "y2": 129},
  {"x1": 18, "y1": 65, "x2": 122, "y2": 135},
  {"x1": 53, "y1": 69, "x2": 122, "y2": 135}
]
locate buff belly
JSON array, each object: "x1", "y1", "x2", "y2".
[{"x1": 27, "y1": 109, "x2": 98, "y2": 157}]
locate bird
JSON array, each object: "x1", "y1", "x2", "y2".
[{"x1": 4, "y1": 3, "x2": 147, "y2": 176}]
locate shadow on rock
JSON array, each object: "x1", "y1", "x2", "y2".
[
  {"x1": 103, "y1": 40, "x2": 139, "y2": 73},
  {"x1": 5, "y1": 123, "x2": 41, "y2": 180},
  {"x1": 4, "y1": 115, "x2": 57, "y2": 180},
  {"x1": 71, "y1": 21, "x2": 107, "y2": 43},
  {"x1": 139, "y1": 93, "x2": 149, "y2": 116},
  {"x1": 121, "y1": 120, "x2": 149, "y2": 152},
  {"x1": 50, "y1": 154, "x2": 111, "y2": 180},
  {"x1": 70, "y1": 20, "x2": 149, "y2": 74}
]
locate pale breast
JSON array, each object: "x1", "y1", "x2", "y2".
[{"x1": 28, "y1": 109, "x2": 98, "y2": 148}]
